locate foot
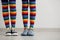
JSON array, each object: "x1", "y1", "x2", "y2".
[
  {"x1": 11, "y1": 30, "x2": 18, "y2": 36},
  {"x1": 21, "y1": 29, "x2": 28, "y2": 36},
  {"x1": 27, "y1": 29, "x2": 34, "y2": 36}
]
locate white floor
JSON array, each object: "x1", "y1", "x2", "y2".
[{"x1": 0, "y1": 28, "x2": 60, "y2": 40}]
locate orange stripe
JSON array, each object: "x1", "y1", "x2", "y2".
[
  {"x1": 30, "y1": 20, "x2": 34, "y2": 24},
  {"x1": 23, "y1": 19, "x2": 28, "y2": 23},
  {"x1": 10, "y1": 12, "x2": 16, "y2": 16},
  {"x1": 2, "y1": 6, "x2": 8, "y2": 9},
  {"x1": 5, "y1": 20, "x2": 9, "y2": 25},
  {"x1": 3, "y1": 12, "x2": 9, "y2": 17},
  {"x1": 22, "y1": 4, "x2": 28, "y2": 6},
  {"x1": 11, "y1": 20, "x2": 16, "y2": 24},
  {"x1": 30, "y1": 12, "x2": 36, "y2": 16},
  {"x1": 22, "y1": 11, "x2": 28, "y2": 15}
]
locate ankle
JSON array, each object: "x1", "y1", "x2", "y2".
[
  {"x1": 24, "y1": 27, "x2": 28, "y2": 30},
  {"x1": 6, "y1": 28, "x2": 10, "y2": 30},
  {"x1": 12, "y1": 28, "x2": 15, "y2": 30},
  {"x1": 29, "y1": 27, "x2": 33, "y2": 30}
]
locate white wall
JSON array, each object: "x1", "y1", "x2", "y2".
[{"x1": 0, "y1": 0, "x2": 60, "y2": 28}]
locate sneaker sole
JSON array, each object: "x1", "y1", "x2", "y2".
[
  {"x1": 21, "y1": 34, "x2": 27, "y2": 36},
  {"x1": 27, "y1": 34, "x2": 34, "y2": 36}
]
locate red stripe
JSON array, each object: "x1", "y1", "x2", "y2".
[
  {"x1": 22, "y1": 6, "x2": 28, "y2": 8},
  {"x1": 3, "y1": 13, "x2": 9, "y2": 17},
  {"x1": 30, "y1": 21, "x2": 34, "y2": 24},
  {"x1": 11, "y1": 21, "x2": 16, "y2": 24},
  {"x1": 2, "y1": 6, "x2": 8, "y2": 9},
  {"x1": 30, "y1": 6, "x2": 36, "y2": 8},
  {"x1": 23, "y1": 20, "x2": 28, "y2": 24},
  {"x1": 22, "y1": 12, "x2": 28, "y2": 15},
  {"x1": 10, "y1": 6, "x2": 16, "y2": 8},
  {"x1": 30, "y1": 13, "x2": 36, "y2": 16},
  {"x1": 5, "y1": 22, "x2": 9, "y2": 25}
]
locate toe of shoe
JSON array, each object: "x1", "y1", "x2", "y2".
[
  {"x1": 6, "y1": 33, "x2": 11, "y2": 36},
  {"x1": 11, "y1": 33, "x2": 18, "y2": 36},
  {"x1": 27, "y1": 33, "x2": 34, "y2": 36},
  {"x1": 21, "y1": 33, "x2": 27, "y2": 36}
]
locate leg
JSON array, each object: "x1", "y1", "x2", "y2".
[
  {"x1": 21, "y1": 0, "x2": 28, "y2": 36},
  {"x1": 27, "y1": 0, "x2": 36, "y2": 36},
  {"x1": 1, "y1": 0, "x2": 11, "y2": 35},
  {"x1": 30, "y1": 0, "x2": 36, "y2": 29},
  {"x1": 9, "y1": 0, "x2": 18, "y2": 36},
  {"x1": 1, "y1": 0, "x2": 10, "y2": 28},
  {"x1": 22, "y1": 0, "x2": 28, "y2": 30},
  {"x1": 9, "y1": 0, "x2": 16, "y2": 29}
]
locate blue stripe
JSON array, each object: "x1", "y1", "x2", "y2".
[
  {"x1": 11, "y1": 24, "x2": 15, "y2": 27},
  {"x1": 11, "y1": 16, "x2": 16, "y2": 19},
  {"x1": 6, "y1": 25, "x2": 10, "y2": 28},
  {"x1": 30, "y1": 16, "x2": 35, "y2": 19},
  {"x1": 10, "y1": 8, "x2": 16, "y2": 11},
  {"x1": 22, "y1": 1, "x2": 28, "y2": 4},
  {"x1": 30, "y1": 8, "x2": 36, "y2": 11},
  {"x1": 3, "y1": 9, "x2": 8, "y2": 12},
  {"x1": 24, "y1": 24, "x2": 27, "y2": 27},
  {"x1": 4, "y1": 16, "x2": 9, "y2": 20},
  {"x1": 2, "y1": 2, "x2": 8, "y2": 4},
  {"x1": 9, "y1": 1, "x2": 16, "y2": 4},
  {"x1": 30, "y1": 24, "x2": 34, "y2": 27},
  {"x1": 23, "y1": 15, "x2": 28, "y2": 18},
  {"x1": 22, "y1": 8, "x2": 28, "y2": 10},
  {"x1": 30, "y1": 1, "x2": 36, "y2": 4}
]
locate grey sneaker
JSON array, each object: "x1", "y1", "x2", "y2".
[
  {"x1": 21, "y1": 29, "x2": 28, "y2": 36},
  {"x1": 11, "y1": 30, "x2": 18, "y2": 36},
  {"x1": 27, "y1": 29, "x2": 34, "y2": 36}
]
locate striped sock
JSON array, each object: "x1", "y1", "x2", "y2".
[
  {"x1": 30, "y1": 0, "x2": 36, "y2": 29},
  {"x1": 9, "y1": 0, "x2": 16, "y2": 28},
  {"x1": 22, "y1": 0, "x2": 28, "y2": 30},
  {"x1": 1, "y1": 0, "x2": 10, "y2": 28}
]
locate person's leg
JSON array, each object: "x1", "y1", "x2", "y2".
[
  {"x1": 30, "y1": 0, "x2": 36, "y2": 30},
  {"x1": 1, "y1": 0, "x2": 11, "y2": 35},
  {"x1": 22, "y1": 0, "x2": 28, "y2": 30},
  {"x1": 21, "y1": 0, "x2": 28, "y2": 36},
  {"x1": 9, "y1": 0, "x2": 18, "y2": 35},
  {"x1": 28, "y1": 0, "x2": 36, "y2": 36}
]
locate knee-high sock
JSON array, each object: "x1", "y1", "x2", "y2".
[
  {"x1": 30, "y1": 0, "x2": 36, "y2": 29},
  {"x1": 9, "y1": 0, "x2": 16, "y2": 28},
  {"x1": 22, "y1": 0, "x2": 28, "y2": 30},
  {"x1": 1, "y1": 0, "x2": 10, "y2": 28}
]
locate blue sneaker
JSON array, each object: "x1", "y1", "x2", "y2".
[
  {"x1": 27, "y1": 29, "x2": 34, "y2": 36},
  {"x1": 21, "y1": 29, "x2": 28, "y2": 36}
]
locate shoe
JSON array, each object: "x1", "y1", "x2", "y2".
[
  {"x1": 6, "y1": 29, "x2": 11, "y2": 36},
  {"x1": 11, "y1": 30, "x2": 18, "y2": 36},
  {"x1": 21, "y1": 29, "x2": 28, "y2": 36},
  {"x1": 27, "y1": 29, "x2": 34, "y2": 36}
]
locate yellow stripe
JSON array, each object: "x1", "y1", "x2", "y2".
[
  {"x1": 30, "y1": 12, "x2": 36, "y2": 13},
  {"x1": 3, "y1": 12, "x2": 8, "y2": 14},
  {"x1": 11, "y1": 20, "x2": 16, "y2": 21},
  {"x1": 22, "y1": 11, "x2": 28, "y2": 12},
  {"x1": 4, "y1": 20, "x2": 9, "y2": 22},
  {"x1": 30, "y1": 20, "x2": 34, "y2": 21},
  {"x1": 22, "y1": 4, "x2": 28, "y2": 6},
  {"x1": 23, "y1": 19, "x2": 28, "y2": 21},
  {"x1": 2, "y1": 5, "x2": 8, "y2": 7},
  {"x1": 10, "y1": 4, "x2": 16, "y2": 6},
  {"x1": 30, "y1": 4, "x2": 36, "y2": 6},
  {"x1": 10, "y1": 12, "x2": 16, "y2": 13}
]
